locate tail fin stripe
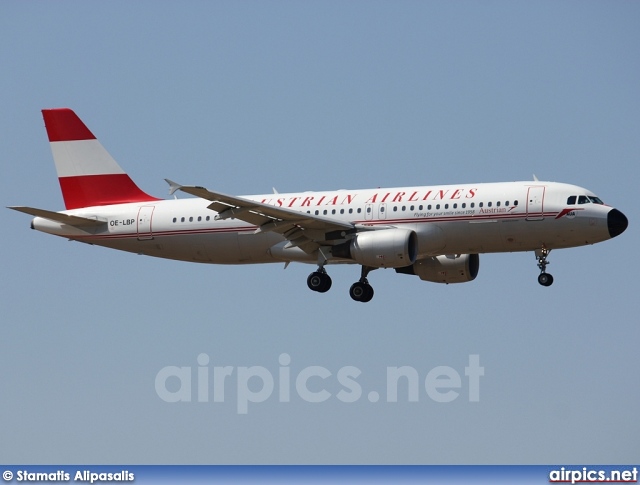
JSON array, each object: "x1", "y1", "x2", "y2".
[
  {"x1": 58, "y1": 174, "x2": 158, "y2": 209},
  {"x1": 42, "y1": 108, "x2": 96, "y2": 142},
  {"x1": 50, "y1": 140, "x2": 125, "y2": 177}
]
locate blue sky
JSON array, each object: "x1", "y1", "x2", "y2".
[{"x1": 1, "y1": 1, "x2": 638, "y2": 464}]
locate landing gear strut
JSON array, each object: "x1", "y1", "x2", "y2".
[
  {"x1": 349, "y1": 266, "x2": 375, "y2": 303},
  {"x1": 536, "y1": 247, "x2": 554, "y2": 287},
  {"x1": 307, "y1": 248, "x2": 332, "y2": 293}
]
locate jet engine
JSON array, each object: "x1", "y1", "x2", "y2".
[
  {"x1": 333, "y1": 228, "x2": 418, "y2": 268},
  {"x1": 396, "y1": 254, "x2": 479, "y2": 284}
]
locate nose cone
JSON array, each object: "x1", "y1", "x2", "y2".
[{"x1": 608, "y1": 208, "x2": 628, "y2": 238}]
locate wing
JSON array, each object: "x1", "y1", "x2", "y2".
[{"x1": 166, "y1": 180, "x2": 355, "y2": 253}]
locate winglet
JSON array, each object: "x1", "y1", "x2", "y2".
[{"x1": 165, "y1": 179, "x2": 183, "y2": 196}]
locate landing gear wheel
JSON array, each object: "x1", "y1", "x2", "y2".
[
  {"x1": 538, "y1": 273, "x2": 554, "y2": 287},
  {"x1": 349, "y1": 282, "x2": 374, "y2": 302},
  {"x1": 362, "y1": 285, "x2": 374, "y2": 302},
  {"x1": 307, "y1": 271, "x2": 332, "y2": 293}
]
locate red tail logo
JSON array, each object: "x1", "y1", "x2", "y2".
[{"x1": 42, "y1": 108, "x2": 159, "y2": 209}]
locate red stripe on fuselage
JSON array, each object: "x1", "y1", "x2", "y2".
[
  {"x1": 69, "y1": 212, "x2": 561, "y2": 242},
  {"x1": 59, "y1": 174, "x2": 160, "y2": 209},
  {"x1": 555, "y1": 207, "x2": 584, "y2": 219},
  {"x1": 42, "y1": 108, "x2": 96, "y2": 142}
]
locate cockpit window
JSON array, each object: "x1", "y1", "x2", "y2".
[
  {"x1": 567, "y1": 196, "x2": 576, "y2": 205},
  {"x1": 588, "y1": 196, "x2": 604, "y2": 204},
  {"x1": 578, "y1": 195, "x2": 590, "y2": 204}
]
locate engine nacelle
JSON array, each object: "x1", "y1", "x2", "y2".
[
  {"x1": 396, "y1": 254, "x2": 479, "y2": 284},
  {"x1": 334, "y1": 228, "x2": 418, "y2": 268}
]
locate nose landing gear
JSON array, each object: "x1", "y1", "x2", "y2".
[{"x1": 536, "y1": 247, "x2": 554, "y2": 287}]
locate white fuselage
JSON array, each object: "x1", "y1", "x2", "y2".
[{"x1": 32, "y1": 181, "x2": 614, "y2": 265}]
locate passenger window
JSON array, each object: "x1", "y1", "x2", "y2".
[
  {"x1": 444, "y1": 204, "x2": 449, "y2": 209},
  {"x1": 453, "y1": 203, "x2": 457, "y2": 209},
  {"x1": 380, "y1": 207, "x2": 385, "y2": 213},
  {"x1": 471, "y1": 203, "x2": 475, "y2": 208},
  {"x1": 181, "y1": 217, "x2": 185, "y2": 222},
  {"x1": 419, "y1": 205, "x2": 423, "y2": 210},
  {"x1": 315, "y1": 210, "x2": 319, "y2": 215},
  {"x1": 436, "y1": 204, "x2": 440, "y2": 210},
  {"x1": 578, "y1": 196, "x2": 589, "y2": 204},
  {"x1": 462, "y1": 203, "x2": 466, "y2": 208},
  {"x1": 410, "y1": 205, "x2": 414, "y2": 211},
  {"x1": 357, "y1": 208, "x2": 362, "y2": 213},
  {"x1": 323, "y1": 210, "x2": 328, "y2": 215},
  {"x1": 366, "y1": 207, "x2": 371, "y2": 213},
  {"x1": 393, "y1": 206, "x2": 398, "y2": 212},
  {"x1": 340, "y1": 209, "x2": 344, "y2": 214},
  {"x1": 206, "y1": 216, "x2": 210, "y2": 221},
  {"x1": 331, "y1": 209, "x2": 336, "y2": 214},
  {"x1": 428, "y1": 205, "x2": 432, "y2": 210},
  {"x1": 172, "y1": 217, "x2": 177, "y2": 223},
  {"x1": 189, "y1": 217, "x2": 193, "y2": 222},
  {"x1": 198, "y1": 216, "x2": 202, "y2": 222},
  {"x1": 567, "y1": 196, "x2": 576, "y2": 205},
  {"x1": 349, "y1": 208, "x2": 353, "y2": 214},
  {"x1": 402, "y1": 206, "x2": 406, "y2": 211},
  {"x1": 496, "y1": 201, "x2": 500, "y2": 207},
  {"x1": 513, "y1": 200, "x2": 518, "y2": 206},
  {"x1": 487, "y1": 202, "x2": 492, "y2": 207},
  {"x1": 479, "y1": 202, "x2": 483, "y2": 208}
]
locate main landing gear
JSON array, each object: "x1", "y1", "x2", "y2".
[
  {"x1": 349, "y1": 266, "x2": 375, "y2": 303},
  {"x1": 306, "y1": 265, "x2": 376, "y2": 302},
  {"x1": 307, "y1": 269, "x2": 332, "y2": 293},
  {"x1": 536, "y1": 247, "x2": 554, "y2": 287},
  {"x1": 307, "y1": 249, "x2": 333, "y2": 293}
]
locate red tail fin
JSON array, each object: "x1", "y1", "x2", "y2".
[{"x1": 42, "y1": 108, "x2": 160, "y2": 209}]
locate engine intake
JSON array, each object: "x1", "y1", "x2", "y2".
[
  {"x1": 333, "y1": 228, "x2": 418, "y2": 268},
  {"x1": 396, "y1": 254, "x2": 479, "y2": 284}
]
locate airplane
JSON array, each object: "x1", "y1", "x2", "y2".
[{"x1": 9, "y1": 108, "x2": 628, "y2": 302}]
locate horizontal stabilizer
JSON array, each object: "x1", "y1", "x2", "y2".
[{"x1": 8, "y1": 206, "x2": 106, "y2": 227}]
